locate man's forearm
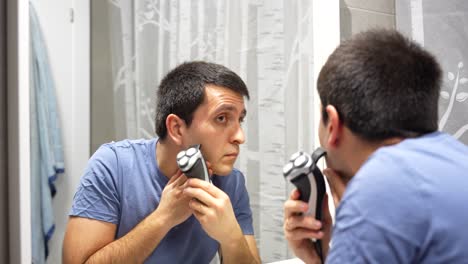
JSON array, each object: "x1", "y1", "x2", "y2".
[
  {"x1": 85, "y1": 211, "x2": 171, "y2": 263},
  {"x1": 220, "y1": 234, "x2": 260, "y2": 264}
]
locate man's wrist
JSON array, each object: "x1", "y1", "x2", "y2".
[
  {"x1": 220, "y1": 224, "x2": 243, "y2": 246},
  {"x1": 148, "y1": 209, "x2": 174, "y2": 233}
]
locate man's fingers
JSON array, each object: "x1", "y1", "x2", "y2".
[
  {"x1": 284, "y1": 189, "x2": 307, "y2": 219},
  {"x1": 168, "y1": 170, "x2": 184, "y2": 185},
  {"x1": 186, "y1": 178, "x2": 222, "y2": 197},
  {"x1": 323, "y1": 168, "x2": 345, "y2": 196},
  {"x1": 189, "y1": 198, "x2": 208, "y2": 214},
  {"x1": 184, "y1": 186, "x2": 215, "y2": 208},
  {"x1": 284, "y1": 199, "x2": 308, "y2": 218},
  {"x1": 173, "y1": 173, "x2": 188, "y2": 186},
  {"x1": 289, "y1": 188, "x2": 301, "y2": 199},
  {"x1": 284, "y1": 227, "x2": 324, "y2": 241},
  {"x1": 323, "y1": 168, "x2": 346, "y2": 205},
  {"x1": 205, "y1": 161, "x2": 213, "y2": 176},
  {"x1": 285, "y1": 215, "x2": 322, "y2": 231}
]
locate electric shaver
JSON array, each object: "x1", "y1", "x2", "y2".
[
  {"x1": 176, "y1": 144, "x2": 210, "y2": 181},
  {"x1": 283, "y1": 147, "x2": 327, "y2": 218},
  {"x1": 283, "y1": 147, "x2": 327, "y2": 261}
]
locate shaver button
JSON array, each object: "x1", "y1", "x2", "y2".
[
  {"x1": 283, "y1": 162, "x2": 294, "y2": 175},
  {"x1": 178, "y1": 156, "x2": 189, "y2": 167},
  {"x1": 289, "y1": 151, "x2": 302, "y2": 162},
  {"x1": 186, "y1": 147, "x2": 197, "y2": 157},
  {"x1": 177, "y1": 150, "x2": 186, "y2": 159},
  {"x1": 293, "y1": 155, "x2": 308, "y2": 168}
]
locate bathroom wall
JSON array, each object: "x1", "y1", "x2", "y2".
[{"x1": 341, "y1": 0, "x2": 396, "y2": 39}]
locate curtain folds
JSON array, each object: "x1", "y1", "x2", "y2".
[{"x1": 397, "y1": 0, "x2": 468, "y2": 144}]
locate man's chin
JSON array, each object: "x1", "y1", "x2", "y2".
[{"x1": 212, "y1": 165, "x2": 233, "y2": 176}]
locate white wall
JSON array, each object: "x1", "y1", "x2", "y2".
[
  {"x1": 29, "y1": 0, "x2": 90, "y2": 263},
  {"x1": 313, "y1": 0, "x2": 341, "y2": 227}
]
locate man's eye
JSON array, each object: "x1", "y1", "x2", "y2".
[{"x1": 216, "y1": 115, "x2": 226, "y2": 123}]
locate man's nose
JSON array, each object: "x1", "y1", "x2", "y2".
[{"x1": 232, "y1": 123, "x2": 245, "y2": 145}]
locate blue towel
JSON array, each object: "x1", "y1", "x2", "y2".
[{"x1": 30, "y1": 3, "x2": 65, "y2": 263}]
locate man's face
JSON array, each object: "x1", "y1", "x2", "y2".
[
  {"x1": 183, "y1": 85, "x2": 246, "y2": 176},
  {"x1": 318, "y1": 104, "x2": 356, "y2": 182}
]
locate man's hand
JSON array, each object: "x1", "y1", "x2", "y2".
[
  {"x1": 183, "y1": 178, "x2": 241, "y2": 243},
  {"x1": 323, "y1": 168, "x2": 347, "y2": 208},
  {"x1": 183, "y1": 178, "x2": 260, "y2": 263},
  {"x1": 154, "y1": 170, "x2": 193, "y2": 228},
  {"x1": 283, "y1": 189, "x2": 333, "y2": 264}
]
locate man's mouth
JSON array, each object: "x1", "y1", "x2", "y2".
[{"x1": 224, "y1": 152, "x2": 238, "y2": 158}]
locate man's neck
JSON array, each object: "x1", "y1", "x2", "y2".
[
  {"x1": 347, "y1": 133, "x2": 405, "y2": 177},
  {"x1": 156, "y1": 139, "x2": 180, "y2": 179}
]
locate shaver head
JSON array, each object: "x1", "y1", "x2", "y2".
[
  {"x1": 283, "y1": 148, "x2": 327, "y2": 219},
  {"x1": 176, "y1": 144, "x2": 210, "y2": 181}
]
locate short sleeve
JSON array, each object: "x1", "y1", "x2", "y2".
[
  {"x1": 326, "y1": 152, "x2": 427, "y2": 263},
  {"x1": 69, "y1": 145, "x2": 121, "y2": 224},
  {"x1": 231, "y1": 170, "x2": 254, "y2": 235}
]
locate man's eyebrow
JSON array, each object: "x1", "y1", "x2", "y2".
[{"x1": 214, "y1": 104, "x2": 247, "y2": 117}]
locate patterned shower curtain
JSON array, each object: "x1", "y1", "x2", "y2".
[
  {"x1": 107, "y1": 0, "x2": 318, "y2": 261},
  {"x1": 397, "y1": 0, "x2": 468, "y2": 144}
]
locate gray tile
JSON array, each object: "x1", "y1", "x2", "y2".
[
  {"x1": 341, "y1": 7, "x2": 353, "y2": 40},
  {"x1": 341, "y1": 0, "x2": 395, "y2": 15},
  {"x1": 341, "y1": 7, "x2": 396, "y2": 40}
]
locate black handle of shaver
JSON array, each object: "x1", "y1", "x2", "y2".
[
  {"x1": 185, "y1": 158, "x2": 207, "y2": 181},
  {"x1": 292, "y1": 173, "x2": 324, "y2": 263},
  {"x1": 290, "y1": 174, "x2": 311, "y2": 204},
  {"x1": 312, "y1": 167, "x2": 326, "y2": 222}
]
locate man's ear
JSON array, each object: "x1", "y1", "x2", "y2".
[
  {"x1": 166, "y1": 114, "x2": 185, "y2": 145},
  {"x1": 325, "y1": 105, "x2": 342, "y2": 148}
]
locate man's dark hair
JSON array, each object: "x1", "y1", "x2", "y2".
[
  {"x1": 155, "y1": 61, "x2": 250, "y2": 140},
  {"x1": 317, "y1": 29, "x2": 442, "y2": 141}
]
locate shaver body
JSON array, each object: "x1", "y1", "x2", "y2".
[
  {"x1": 283, "y1": 148, "x2": 327, "y2": 262},
  {"x1": 283, "y1": 148, "x2": 327, "y2": 219},
  {"x1": 176, "y1": 144, "x2": 210, "y2": 181}
]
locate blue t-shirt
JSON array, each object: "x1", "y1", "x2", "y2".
[
  {"x1": 70, "y1": 138, "x2": 254, "y2": 263},
  {"x1": 327, "y1": 132, "x2": 468, "y2": 263}
]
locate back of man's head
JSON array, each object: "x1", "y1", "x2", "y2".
[
  {"x1": 155, "y1": 61, "x2": 250, "y2": 140},
  {"x1": 317, "y1": 29, "x2": 442, "y2": 141}
]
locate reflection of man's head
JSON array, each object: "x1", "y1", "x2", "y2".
[
  {"x1": 154, "y1": 61, "x2": 250, "y2": 141},
  {"x1": 155, "y1": 61, "x2": 250, "y2": 176},
  {"x1": 317, "y1": 29, "x2": 441, "y2": 142}
]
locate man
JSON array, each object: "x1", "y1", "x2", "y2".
[
  {"x1": 283, "y1": 29, "x2": 468, "y2": 263},
  {"x1": 63, "y1": 61, "x2": 261, "y2": 263}
]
